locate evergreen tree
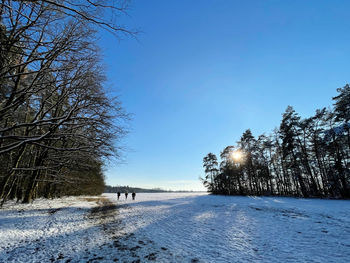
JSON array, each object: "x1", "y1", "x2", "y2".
[
  {"x1": 202, "y1": 153, "x2": 219, "y2": 193},
  {"x1": 202, "y1": 86, "x2": 350, "y2": 198}
]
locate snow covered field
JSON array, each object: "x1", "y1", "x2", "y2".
[{"x1": 1, "y1": 193, "x2": 350, "y2": 262}]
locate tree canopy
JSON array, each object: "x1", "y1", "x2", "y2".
[
  {"x1": 202, "y1": 86, "x2": 350, "y2": 199},
  {"x1": 0, "y1": 0, "x2": 132, "y2": 204}
]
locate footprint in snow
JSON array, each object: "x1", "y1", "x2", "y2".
[{"x1": 144, "y1": 252, "x2": 157, "y2": 260}]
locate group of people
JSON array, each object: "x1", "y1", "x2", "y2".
[{"x1": 117, "y1": 192, "x2": 136, "y2": 200}]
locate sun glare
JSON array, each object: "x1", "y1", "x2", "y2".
[{"x1": 231, "y1": 151, "x2": 243, "y2": 162}]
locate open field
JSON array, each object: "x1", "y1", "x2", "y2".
[{"x1": 0, "y1": 193, "x2": 349, "y2": 262}]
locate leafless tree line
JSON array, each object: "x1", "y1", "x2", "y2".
[
  {"x1": 0, "y1": 0, "x2": 132, "y2": 204},
  {"x1": 203, "y1": 86, "x2": 350, "y2": 199}
]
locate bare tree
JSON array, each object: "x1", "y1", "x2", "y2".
[{"x1": 0, "y1": 1, "x2": 133, "y2": 204}]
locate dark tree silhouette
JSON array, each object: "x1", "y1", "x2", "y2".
[
  {"x1": 0, "y1": 0, "x2": 133, "y2": 204},
  {"x1": 202, "y1": 86, "x2": 350, "y2": 198}
]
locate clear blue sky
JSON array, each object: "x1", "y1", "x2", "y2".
[{"x1": 100, "y1": 0, "x2": 350, "y2": 191}]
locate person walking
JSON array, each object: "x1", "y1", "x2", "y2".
[
  {"x1": 132, "y1": 192, "x2": 136, "y2": 200},
  {"x1": 117, "y1": 192, "x2": 121, "y2": 200},
  {"x1": 125, "y1": 192, "x2": 128, "y2": 200}
]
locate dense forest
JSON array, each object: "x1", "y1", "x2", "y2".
[
  {"x1": 0, "y1": 1, "x2": 132, "y2": 205},
  {"x1": 202, "y1": 86, "x2": 350, "y2": 198}
]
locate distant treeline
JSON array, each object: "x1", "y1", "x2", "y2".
[
  {"x1": 105, "y1": 185, "x2": 194, "y2": 193},
  {"x1": 0, "y1": 1, "x2": 132, "y2": 205},
  {"x1": 202, "y1": 85, "x2": 350, "y2": 199}
]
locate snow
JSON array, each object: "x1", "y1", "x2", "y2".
[
  {"x1": 109, "y1": 193, "x2": 350, "y2": 262},
  {"x1": 0, "y1": 196, "x2": 120, "y2": 262},
  {"x1": 1, "y1": 193, "x2": 350, "y2": 262}
]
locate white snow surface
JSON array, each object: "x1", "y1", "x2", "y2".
[{"x1": 1, "y1": 193, "x2": 350, "y2": 263}]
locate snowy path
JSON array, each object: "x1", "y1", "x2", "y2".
[
  {"x1": 0, "y1": 193, "x2": 349, "y2": 262},
  {"x1": 108, "y1": 193, "x2": 350, "y2": 263},
  {"x1": 0, "y1": 196, "x2": 124, "y2": 262}
]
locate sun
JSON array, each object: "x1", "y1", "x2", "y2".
[{"x1": 231, "y1": 150, "x2": 243, "y2": 162}]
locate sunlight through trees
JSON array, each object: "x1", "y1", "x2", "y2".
[{"x1": 202, "y1": 86, "x2": 350, "y2": 198}]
